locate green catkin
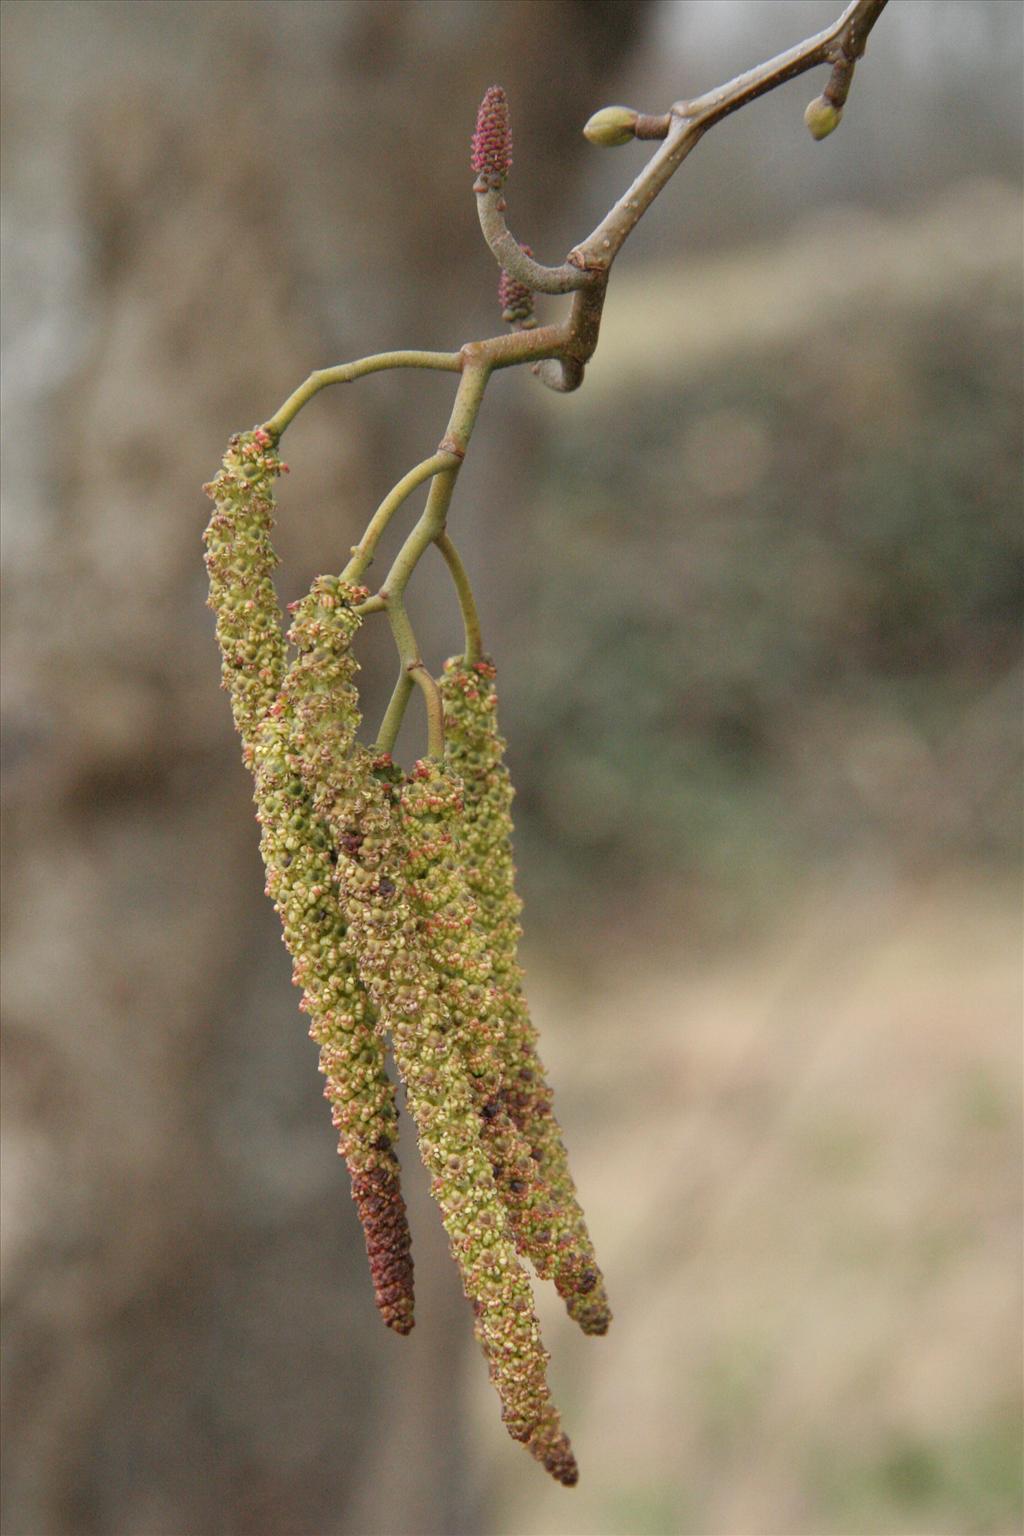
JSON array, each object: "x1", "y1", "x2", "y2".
[
  {"x1": 283, "y1": 584, "x2": 573, "y2": 1294},
  {"x1": 251, "y1": 705, "x2": 414, "y2": 1334},
  {"x1": 440, "y1": 657, "x2": 612, "y2": 1335},
  {"x1": 204, "y1": 445, "x2": 414, "y2": 1335},
  {"x1": 396, "y1": 767, "x2": 556, "y2": 1243},
  {"x1": 410, "y1": 758, "x2": 594, "y2": 1301},
  {"x1": 202, "y1": 428, "x2": 288, "y2": 748},
  {"x1": 400, "y1": 764, "x2": 577, "y2": 1486},
  {"x1": 283, "y1": 587, "x2": 576, "y2": 1484}
]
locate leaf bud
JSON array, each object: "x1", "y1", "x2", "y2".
[
  {"x1": 804, "y1": 95, "x2": 842, "y2": 140},
  {"x1": 583, "y1": 105, "x2": 639, "y2": 148}
]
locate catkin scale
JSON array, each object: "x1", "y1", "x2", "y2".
[
  {"x1": 440, "y1": 656, "x2": 612, "y2": 1334},
  {"x1": 203, "y1": 446, "x2": 413, "y2": 1335}
]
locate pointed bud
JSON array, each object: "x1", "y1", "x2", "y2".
[
  {"x1": 583, "y1": 105, "x2": 639, "y2": 147},
  {"x1": 804, "y1": 95, "x2": 843, "y2": 140},
  {"x1": 472, "y1": 85, "x2": 512, "y2": 187}
]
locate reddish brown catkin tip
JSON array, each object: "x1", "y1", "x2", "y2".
[
  {"x1": 472, "y1": 84, "x2": 512, "y2": 187},
  {"x1": 499, "y1": 246, "x2": 536, "y2": 331},
  {"x1": 350, "y1": 1165, "x2": 415, "y2": 1334}
]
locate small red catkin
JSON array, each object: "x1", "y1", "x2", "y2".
[
  {"x1": 499, "y1": 245, "x2": 536, "y2": 330},
  {"x1": 472, "y1": 85, "x2": 512, "y2": 187}
]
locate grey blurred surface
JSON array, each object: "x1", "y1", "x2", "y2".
[{"x1": 2, "y1": 3, "x2": 1021, "y2": 1534}]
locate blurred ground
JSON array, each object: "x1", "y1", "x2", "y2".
[
  {"x1": 500, "y1": 867, "x2": 1021, "y2": 1535},
  {"x1": 2, "y1": 2, "x2": 1021, "y2": 1534}
]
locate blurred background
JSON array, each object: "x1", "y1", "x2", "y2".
[{"x1": 2, "y1": 2, "x2": 1021, "y2": 1533}]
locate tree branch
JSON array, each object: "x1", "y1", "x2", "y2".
[
  {"x1": 571, "y1": 0, "x2": 889, "y2": 271},
  {"x1": 253, "y1": 0, "x2": 890, "y2": 759},
  {"x1": 475, "y1": 189, "x2": 591, "y2": 294}
]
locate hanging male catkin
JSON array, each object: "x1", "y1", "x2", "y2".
[
  {"x1": 440, "y1": 657, "x2": 611, "y2": 1334},
  {"x1": 400, "y1": 762, "x2": 578, "y2": 1485},
  {"x1": 202, "y1": 428, "x2": 287, "y2": 745},
  {"x1": 283, "y1": 585, "x2": 577, "y2": 1484},
  {"x1": 203, "y1": 438, "x2": 414, "y2": 1334},
  {"x1": 281, "y1": 581, "x2": 584, "y2": 1297}
]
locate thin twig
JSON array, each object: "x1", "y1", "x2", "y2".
[
  {"x1": 263, "y1": 351, "x2": 462, "y2": 439},
  {"x1": 435, "y1": 532, "x2": 483, "y2": 665},
  {"x1": 343, "y1": 451, "x2": 460, "y2": 586},
  {"x1": 256, "y1": 0, "x2": 889, "y2": 758},
  {"x1": 572, "y1": 0, "x2": 889, "y2": 271}
]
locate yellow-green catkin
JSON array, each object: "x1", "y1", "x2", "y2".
[
  {"x1": 398, "y1": 760, "x2": 583, "y2": 1281},
  {"x1": 251, "y1": 703, "x2": 414, "y2": 1334},
  {"x1": 282, "y1": 584, "x2": 575, "y2": 1481},
  {"x1": 440, "y1": 657, "x2": 612, "y2": 1335},
  {"x1": 283, "y1": 585, "x2": 580, "y2": 1300},
  {"x1": 204, "y1": 454, "x2": 413, "y2": 1334},
  {"x1": 202, "y1": 428, "x2": 288, "y2": 748},
  {"x1": 270, "y1": 576, "x2": 414, "y2": 1334},
  {"x1": 400, "y1": 762, "x2": 578, "y2": 1485}
]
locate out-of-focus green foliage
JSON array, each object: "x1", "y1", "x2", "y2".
[{"x1": 515, "y1": 288, "x2": 1021, "y2": 933}]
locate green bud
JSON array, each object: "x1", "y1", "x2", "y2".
[
  {"x1": 583, "y1": 105, "x2": 639, "y2": 148},
  {"x1": 804, "y1": 95, "x2": 842, "y2": 140}
]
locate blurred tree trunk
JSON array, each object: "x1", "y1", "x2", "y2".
[{"x1": 0, "y1": 4, "x2": 651, "y2": 1533}]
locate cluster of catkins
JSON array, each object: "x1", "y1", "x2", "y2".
[{"x1": 203, "y1": 427, "x2": 609, "y2": 1485}]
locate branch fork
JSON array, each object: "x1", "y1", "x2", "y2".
[{"x1": 259, "y1": 0, "x2": 888, "y2": 759}]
